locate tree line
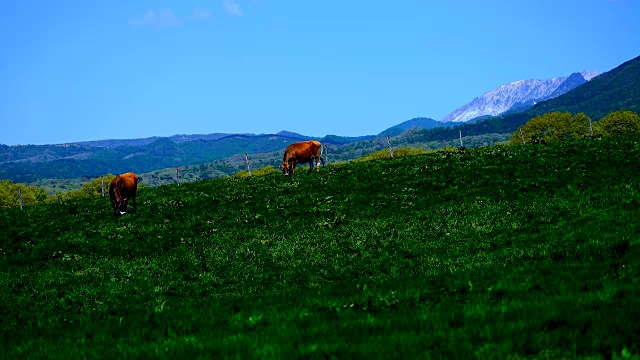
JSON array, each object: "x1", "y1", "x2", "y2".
[
  {"x1": 0, "y1": 174, "x2": 117, "y2": 208},
  {"x1": 509, "y1": 110, "x2": 640, "y2": 145}
]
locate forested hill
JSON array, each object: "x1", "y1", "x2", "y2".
[
  {"x1": 0, "y1": 135, "x2": 302, "y2": 183},
  {"x1": 532, "y1": 54, "x2": 640, "y2": 118}
]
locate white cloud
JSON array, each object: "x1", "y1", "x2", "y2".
[
  {"x1": 192, "y1": 9, "x2": 212, "y2": 20},
  {"x1": 223, "y1": 0, "x2": 243, "y2": 17},
  {"x1": 130, "y1": 9, "x2": 181, "y2": 28}
]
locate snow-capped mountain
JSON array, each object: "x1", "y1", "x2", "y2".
[
  {"x1": 580, "y1": 70, "x2": 600, "y2": 81},
  {"x1": 441, "y1": 70, "x2": 600, "y2": 123}
]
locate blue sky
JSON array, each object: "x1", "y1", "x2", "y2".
[{"x1": 1, "y1": 0, "x2": 639, "y2": 145}]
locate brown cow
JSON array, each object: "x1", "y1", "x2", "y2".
[
  {"x1": 280, "y1": 140, "x2": 324, "y2": 176},
  {"x1": 109, "y1": 172, "x2": 138, "y2": 215}
]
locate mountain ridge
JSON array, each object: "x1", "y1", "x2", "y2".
[{"x1": 377, "y1": 117, "x2": 444, "y2": 137}]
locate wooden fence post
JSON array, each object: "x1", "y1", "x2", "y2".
[
  {"x1": 245, "y1": 154, "x2": 252, "y2": 176},
  {"x1": 176, "y1": 167, "x2": 180, "y2": 186},
  {"x1": 101, "y1": 177, "x2": 105, "y2": 197},
  {"x1": 325, "y1": 145, "x2": 328, "y2": 166},
  {"x1": 386, "y1": 136, "x2": 394, "y2": 158},
  {"x1": 519, "y1": 126, "x2": 526, "y2": 144},
  {"x1": 18, "y1": 187, "x2": 22, "y2": 211},
  {"x1": 589, "y1": 118, "x2": 593, "y2": 137}
]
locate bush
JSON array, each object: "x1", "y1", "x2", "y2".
[
  {"x1": 45, "y1": 174, "x2": 121, "y2": 203},
  {"x1": 80, "y1": 174, "x2": 117, "y2": 198},
  {"x1": 509, "y1": 112, "x2": 592, "y2": 145},
  {"x1": 0, "y1": 180, "x2": 48, "y2": 208},
  {"x1": 595, "y1": 110, "x2": 640, "y2": 136}
]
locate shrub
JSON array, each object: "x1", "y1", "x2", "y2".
[
  {"x1": 595, "y1": 110, "x2": 640, "y2": 136},
  {"x1": 0, "y1": 180, "x2": 48, "y2": 208},
  {"x1": 509, "y1": 112, "x2": 592, "y2": 145}
]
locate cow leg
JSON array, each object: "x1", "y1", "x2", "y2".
[
  {"x1": 111, "y1": 198, "x2": 119, "y2": 216},
  {"x1": 132, "y1": 195, "x2": 136, "y2": 212}
]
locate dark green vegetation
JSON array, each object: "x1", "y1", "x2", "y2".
[
  {"x1": 2, "y1": 135, "x2": 640, "y2": 358},
  {"x1": 509, "y1": 110, "x2": 640, "y2": 145}
]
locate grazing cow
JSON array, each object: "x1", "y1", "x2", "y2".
[
  {"x1": 280, "y1": 140, "x2": 324, "y2": 176},
  {"x1": 109, "y1": 172, "x2": 138, "y2": 215}
]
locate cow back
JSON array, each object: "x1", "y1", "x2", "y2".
[
  {"x1": 283, "y1": 141, "x2": 322, "y2": 163},
  {"x1": 119, "y1": 172, "x2": 138, "y2": 198},
  {"x1": 110, "y1": 172, "x2": 138, "y2": 201}
]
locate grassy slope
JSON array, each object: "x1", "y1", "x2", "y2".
[{"x1": 2, "y1": 136, "x2": 640, "y2": 358}]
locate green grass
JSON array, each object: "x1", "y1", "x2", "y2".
[{"x1": 2, "y1": 136, "x2": 640, "y2": 359}]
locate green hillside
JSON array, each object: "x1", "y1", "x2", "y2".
[
  {"x1": 531, "y1": 55, "x2": 640, "y2": 117},
  {"x1": 2, "y1": 135, "x2": 639, "y2": 358}
]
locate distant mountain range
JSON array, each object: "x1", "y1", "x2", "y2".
[
  {"x1": 70, "y1": 131, "x2": 374, "y2": 149},
  {"x1": 441, "y1": 70, "x2": 600, "y2": 123},
  {"x1": 74, "y1": 133, "x2": 246, "y2": 148}
]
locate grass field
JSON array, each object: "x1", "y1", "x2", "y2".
[{"x1": 2, "y1": 136, "x2": 640, "y2": 359}]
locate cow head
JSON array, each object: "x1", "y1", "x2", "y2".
[
  {"x1": 115, "y1": 197, "x2": 129, "y2": 214},
  {"x1": 112, "y1": 178, "x2": 129, "y2": 214},
  {"x1": 280, "y1": 163, "x2": 290, "y2": 176}
]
